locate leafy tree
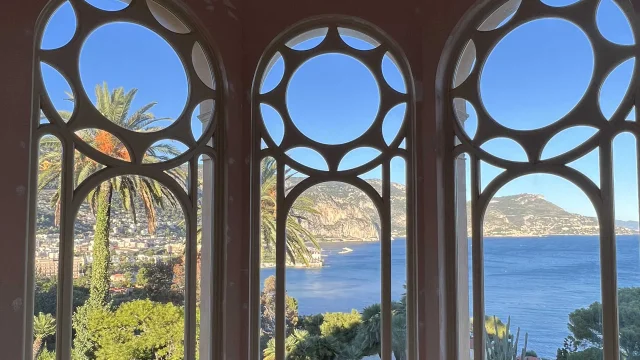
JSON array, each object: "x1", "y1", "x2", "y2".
[
  {"x1": 319, "y1": 310, "x2": 361, "y2": 345},
  {"x1": 73, "y1": 303, "x2": 100, "y2": 359},
  {"x1": 260, "y1": 275, "x2": 299, "y2": 344},
  {"x1": 264, "y1": 329, "x2": 338, "y2": 360},
  {"x1": 557, "y1": 346, "x2": 603, "y2": 360},
  {"x1": 87, "y1": 299, "x2": 190, "y2": 360},
  {"x1": 560, "y1": 287, "x2": 640, "y2": 359},
  {"x1": 38, "y1": 83, "x2": 184, "y2": 307},
  {"x1": 33, "y1": 312, "x2": 56, "y2": 359},
  {"x1": 38, "y1": 349, "x2": 56, "y2": 360},
  {"x1": 172, "y1": 254, "x2": 201, "y2": 303},
  {"x1": 299, "y1": 314, "x2": 324, "y2": 336},
  {"x1": 121, "y1": 271, "x2": 134, "y2": 287},
  {"x1": 260, "y1": 158, "x2": 320, "y2": 265},
  {"x1": 34, "y1": 276, "x2": 57, "y2": 316},
  {"x1": 136, "y1": 260, "x2": 182, "y2": 304},
  {"x1": 34, "y1": 276, "x2": 90, "y2": 317},
  {"x1": 569, "y1": 287, "x2": 640, "y2": 360}
]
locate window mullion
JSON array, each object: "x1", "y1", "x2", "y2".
[
  {"x1": 382, "y1": 160, "x2": 392, "y2": 360},
  {"x1": 275, "y1": 160, "x2": 286, "y2": 360},
  {"x1": 185, "y1": 157, "x2": 199, "y2": 359},
  {"x1": 600, "y1": 139, "x2": 620, "y2": 360},
  {"x1": 56, "y1": 141, "x2": 75, "y2": 360},
  {"x1": 470, "y1": 154, "x2": 484, "y2": 360},
  {"x1": 406, "y1": 150, "x2": 417, "y2": 360}
]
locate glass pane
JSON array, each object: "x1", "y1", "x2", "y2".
[
  {"x1": 71, "y1": 175, "x2": 187, "y2": 358},
  {"x1": 274, "y1": 181, "x2": 382, "y2": 359},
  {"x1": 34, "y1": 135, "x2": 62, "y2": 359},
  {"x1": 287, "y1": 53, "x2": 380, "y2": 145},
  {"x1": 79, "y1": 22, "x2": 188, "y2": 132},
  {"x1": 614, "y1": 133, "x2": 640, "y2": 360},
  {"x1": 483, "y1": 175, "x2": 602, "y2": 359},
  {"x1": 480, "y1": 18, "x2": 593, "y2": 130},
  {"x1": 198, "y1": 154, "x2": 215, "y2": 358},
  {"x1": 259, "y1": 156, "x2": 277, "y2": 358},
  {"x1": 455, "y1": 152, "x2": 473, "y2": 360},
  {"x1": 391, "y1": 157, "x2": 407, "y2": 360}
]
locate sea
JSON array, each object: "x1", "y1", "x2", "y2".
[{"x1": 261, "y1": 235, "x2": 640, "y2": 358}]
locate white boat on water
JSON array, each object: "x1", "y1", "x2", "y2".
[{"x1": 338, "y1": 247, "x2": 353, "y2": 254}]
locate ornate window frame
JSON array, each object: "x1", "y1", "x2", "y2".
[
  {"x1": 28, "y1": 0, "x2": 226, "y2": 358},
  {"x1": 249, "y1": 15, "x2": 417, "y2": 360},
  {"x1": 439, "y1": 0, "x2": 640, "y2": 359}
]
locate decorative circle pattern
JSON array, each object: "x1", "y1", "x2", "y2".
[
  {"x1": 255, "y1": 21, "x2": 411, "y2": 177},
  {"x1": 449, "y1": 3, "x2": 639, "y2": 357},
  {"x1": 252, "y1": 20, "x2": 414, "y2": 360},
  {"x1": 36, "y1": 2, "x2": 224, "y2": 358},
  {"x1": 480, "y1": 18, "x2": 594, "y2": 131},
  {"x1": 450, "y1": 0, "x2": 638, "y2": 169},
  {"x1": 286, "y1": 53, "x2": 380, "y2": 145},
  {"x1": 38, "y1": 0, "x2": 221, "y2": 168},
  {"x1": 79, "y1": 21, "x2": 189, "y2": 133}
]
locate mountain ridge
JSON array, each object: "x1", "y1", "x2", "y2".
[
  {"x1": 476, "y1": 193, "x2": 637, "y2": 237},
  {"x1": 36, "y1": 183, "x2": 639, "y2": 240}
]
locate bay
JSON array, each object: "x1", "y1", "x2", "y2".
[{"x1": 261, "y1": 235, "x2": 640, "y2": 358}]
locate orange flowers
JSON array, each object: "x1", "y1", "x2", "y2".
[{"x1": 94, "y1": 130, "x2": 130, "y2": 161}]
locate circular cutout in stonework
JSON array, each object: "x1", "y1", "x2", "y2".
[
  {"x1": 480, "y1": 18, "x2": 593, "y2": 131},
  {"x1": 41, "y1": 1, "x2": 76, "y2": 50},
  {"x1": 41, "y1": 62, "x2": 75, "y2": 122},
  {"x1": 540, "y1": 0, "x2": 581, "y2": 6},
  {"x1": 84, "y1": 0, "x2": 129, "y2": 11},
  {"x1": 286, "y1": 53, "x2": 380, "y2": 145},
  {"x1": 80, "y1": 22, "x2": 188, "y2": 132}
]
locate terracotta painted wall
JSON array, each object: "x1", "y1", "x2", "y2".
[{"x1": 0, "y1": 0, "x2": 478, "y2": 357}]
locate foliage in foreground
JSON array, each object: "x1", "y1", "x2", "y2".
[
  {"x1": 556, "y1": 287, "x2": 640, "y2": 359},
  {"x1": 485, "y1": 316, "x2": 528, "y2": 360},
  {"x1": 260, "y1": 275, "x2": 408, "y2": 360},
  {"x1": 260, "y1": 157, "x2": 320, "y2": 265},
  {"x1": 33, "y1": 312, "x2": 56, "y2": 359},
  {"x1": 87, "y1": 300, "x2": 191, "y2": 360}
]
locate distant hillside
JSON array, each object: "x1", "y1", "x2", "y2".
[
  {"x1": 36, "y1": 180, "x2": 638, "y2": 240},
  {"x1": 616, "y1": 219, "x2": 640, "y2": 231},
  {"x1": 475, "y1": 194, "x2": 637, "y2": 237},
  {"x1": 287, "y1": 178, "x2": 407, "y2": 240}
]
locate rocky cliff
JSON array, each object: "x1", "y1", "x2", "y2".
[{"x1": 288, "y1": 179, "x2": 407, "y2": 241}]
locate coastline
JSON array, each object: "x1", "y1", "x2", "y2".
[
  {"x1": 483, "y1": 232, "x2": 639, "y2": 239},
  {"x1": 260, "y1": 237, "x2": 408, "y2": 269}
]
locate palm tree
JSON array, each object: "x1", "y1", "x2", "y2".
[
  {"x1": 356, "y1": 303, "x2": 382, "y2": 357},
  {"x1": 263, "y1": 329, "x2": 310, "y2": 360},
  {"x1": 38, "y1": 83, "x2": 186, "y2": 306},
  {"x1": 260, "y1": 157, "x2": 320, "y2": 265},
  {"x1": 354, "y1": 301, "x2": 407, "y2": 360},
  {"x1": 33, "y1": 312, "x2": 56, "y2": 359}
]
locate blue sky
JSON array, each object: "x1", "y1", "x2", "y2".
[{"x1": 41, "y1": 0, "x2": 639, "y2": 222}]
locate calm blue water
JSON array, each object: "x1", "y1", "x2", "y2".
[{"x1": 261, "y1": 235, "x2": 640, "y2": 358}]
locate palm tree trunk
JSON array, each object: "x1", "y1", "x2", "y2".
[
  {"x1": 88, "y1": 181, "x2": 113, "y2": 306},
  {"x1": 32, "y1": 337, "x2": 43, "y2": 359}
]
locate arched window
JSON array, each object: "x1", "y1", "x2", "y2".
[
  {"x1": 443, "y1": 0, "x2": 639, "y2": 359},
  {"x1": 251, "y1": 17, "x2": 415, "y2": 360},
  {"x1": 31, "y1": 0, "x2": 224, "y2": 358}
]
